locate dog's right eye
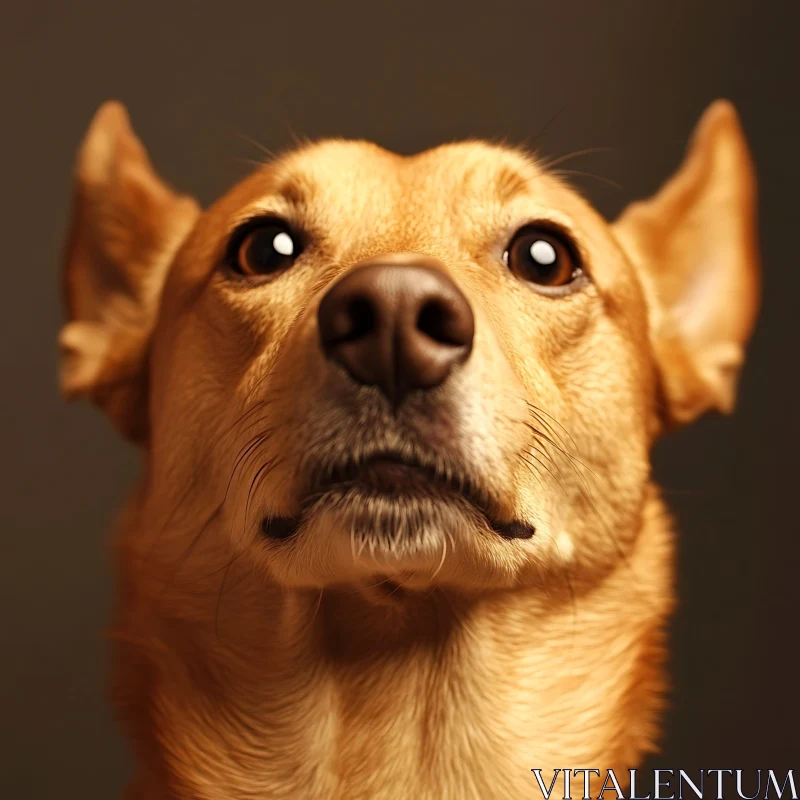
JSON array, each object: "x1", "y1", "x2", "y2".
[{"x1": 230, "y1": 220, "x2": 300, "y2": 277}]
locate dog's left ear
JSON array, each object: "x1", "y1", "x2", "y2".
[
  {"x1": 59, "y1": 102, "x2": 200, "y2": 443},
  {"x1": 613, "y1": 100, "x2": 760, "y2": 428}
]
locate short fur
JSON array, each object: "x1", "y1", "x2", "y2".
[{"x1": 59, "y1": 100, "x2": 760, "y2": 799}]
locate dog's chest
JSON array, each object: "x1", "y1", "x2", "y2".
[
  {"x1": 158, "y1": 641, "x2": 532, "y2": 799},
  {"x1": 146, "y1": 611, "x2": 658, "y2": 800}
]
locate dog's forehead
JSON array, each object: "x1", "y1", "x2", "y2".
[
  {"x1": 276, "y1": 138, "x2": 542, "y2": 198},
  {"x1": 225, "y1": 139, "x2": 578, "y2": 240}
]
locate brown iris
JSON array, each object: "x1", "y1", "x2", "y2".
[
  {"x1": 234, "y1": 221, "x2": 298, "y2": 276},
  {"x1": 504, "y1": 226, "x2": 582, "y2": 290}
]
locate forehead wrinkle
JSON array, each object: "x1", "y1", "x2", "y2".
[
  {"x1": 413, "y1": 141, "x2": 541, "y2": 196},
  {"x1": 434, "y1": 151, "x2": 542, "y2": 250},
  {"x1": 278, "y1": 139, "x2": 401, "y2": 188},
  {"x1": 289, "y1": 143, "x2": 403, "y2": 213},
  {"x1": 273, "y1": 171, "x2": 314, "y2": 209},
  {"x1": 472, "y1": 151, "x2": 542, "y2": 207},
  {"x1": 493, "y1": 163, "x2": 536, "y2": 204}
]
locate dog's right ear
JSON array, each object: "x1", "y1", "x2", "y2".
[{"x1": 59, "y1": 102, "x2": 200, "y2": 443}]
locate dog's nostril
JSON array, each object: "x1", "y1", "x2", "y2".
[
  {"x1": 417, "y1": 299, "x2": 464, "y2": 346},
  {"x1": 324, "y1": 296, "x2": 375, "y2": 345},
  {"x1": 346, "y1": 297, "x2": 375, "y2": 341}
]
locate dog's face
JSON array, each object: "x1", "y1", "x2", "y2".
[
  {"x1": 60, "y1": 102, "x2": 759, "y2": 594},
  {"x1": 147, "y1": 140, "x2": 655, "y2": 591}
]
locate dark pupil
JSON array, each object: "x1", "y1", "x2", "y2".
[{"x1": 248, "y1": 227, "x2": 291, "y2": 273}]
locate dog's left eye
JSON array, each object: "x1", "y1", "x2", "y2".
[
  {"x1": 503, "y1": 226, "x2": 583, "y2": 292},
  {"x1": 232, "y1": 220, "x2": 300, "y2": 277}
]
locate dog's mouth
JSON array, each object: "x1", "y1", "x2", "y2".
[
  {"x1": 322, "y1": 452, "x2": 481, "y2": 501},
  {"x1": 261, "y1": 450, "x2": 535, "y2": 542}
]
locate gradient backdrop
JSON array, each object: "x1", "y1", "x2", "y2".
[{"x1": 2, "y1": 1, "x2": 798, "y2": 797}]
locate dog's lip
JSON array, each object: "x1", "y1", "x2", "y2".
[
  {"x1": 300, "y1": 450, "x2": 535, "y2": 540},
  {"x1": 310, "y1": 450, "x2": 482, "y2": 504},
  {"x1": 326, "y1": 452, "x2": 471, "y2": 492}
]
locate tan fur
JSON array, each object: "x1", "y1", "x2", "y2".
[{"x1": 60, "y1": 100, "x2": 759, "y2": 799}]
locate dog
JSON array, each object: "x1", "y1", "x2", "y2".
[{"x1": 58, "y1": 99, "x2": 759, "y2": 799}]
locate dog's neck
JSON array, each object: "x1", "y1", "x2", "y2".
[{"x1": 116, "y1": 486, "x2": 673, "y2": 800}]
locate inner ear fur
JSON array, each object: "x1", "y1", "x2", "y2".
[
  {"x1": 59, "y1": 102, "x2": 200, "y2": 443},
  {"x1": 613, "y1": 100, "x2": 760, "y2": 429}
]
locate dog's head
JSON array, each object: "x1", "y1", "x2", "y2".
[{"x1": 59, "y1": 101, "x2": 758, "y2": 593}]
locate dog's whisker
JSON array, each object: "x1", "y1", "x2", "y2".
[
  {"x1": 236, "y1": 157, "x2": 272, "y2": 171},
  {"x1": 236, "y1": 132, "x2": 278, "y2": 162},
  {"x1": 214, "y1": 558, "x2": 233, "y2": 641},
  {"x1": 505, "y1": 401, "x2": 652, "y2": 597},
  {"x1": 537, "y1": 146, "x2": 614, "y2": 170},
  {"x1": 155, "y1": 416, "x2": 284, "y2": 594},
  {"x1": 548, "y1": 168, "x2": 622, "y2": 190},
  {"x1": 136, "y1": 388, "x2": 280, "y2": 576},
  {"x1": 528, "y1": 106, "x2": 566, "y2": 151},
  {"x1": 430, "y1": 531, "x2": 448, "y2": 582},
  {"x1": 524, "y1": 401, "x2": 579, "y2": 452}
]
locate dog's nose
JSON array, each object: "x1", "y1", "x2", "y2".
[{"x1": 318, "y1": 259, "x2": 475, "y2": 405}]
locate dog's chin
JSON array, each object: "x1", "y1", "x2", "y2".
[
  {"x1": 258, "y1": 460, "x2": 536, "y2": 589},
  {"x1": 276, "y1": 490, "x2": 484, "y2": 587}
]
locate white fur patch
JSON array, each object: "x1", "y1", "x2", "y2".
[{"x1": 554, "y1": 531, "x2": 575, "y2": 562}]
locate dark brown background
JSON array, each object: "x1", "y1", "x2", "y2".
[{"x1": 2, "y1": 1, "x2": 798, "y2": 797}]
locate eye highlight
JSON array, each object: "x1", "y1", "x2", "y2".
[
  {"x1": 228, "y1": 219, "x2": 301, "y2": 277},
  {"x1": 503, "y1": 225, "x2": 584, "y2": 293}
]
